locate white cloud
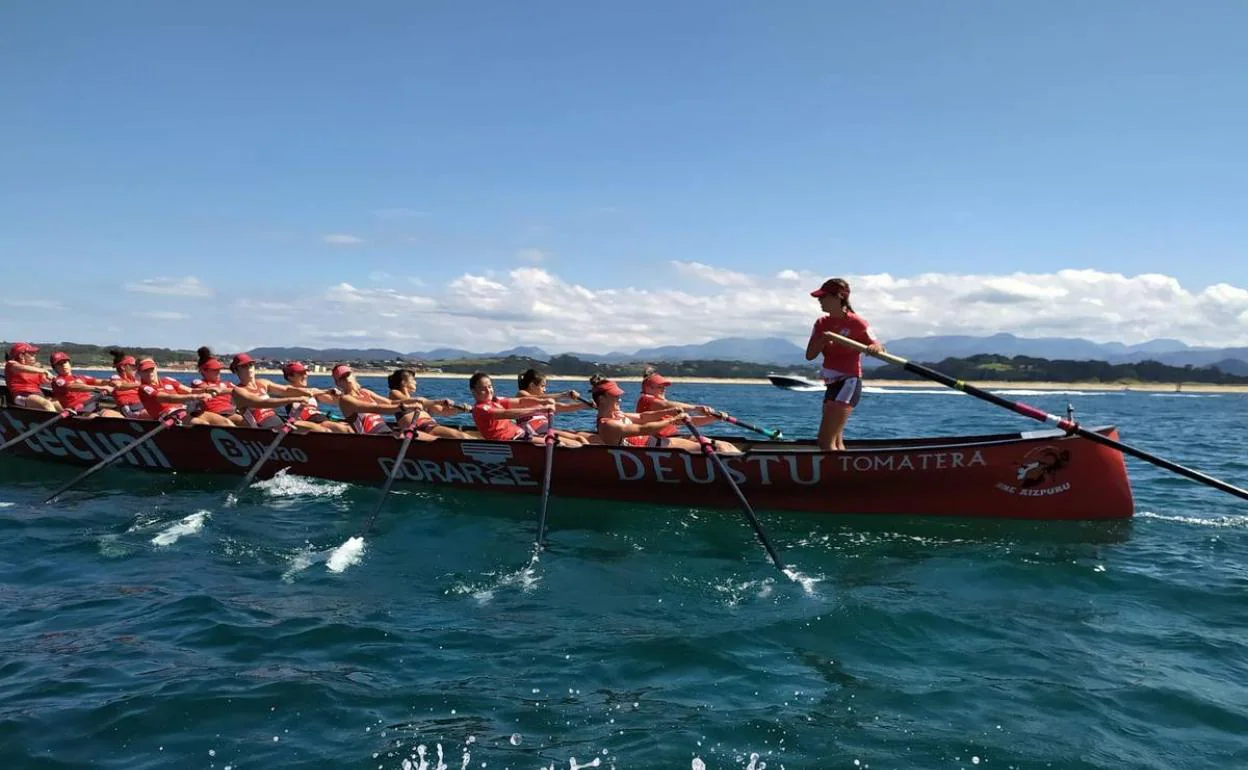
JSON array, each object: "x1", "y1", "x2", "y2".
[
  {"x1": 517, "y1": 248, "x2": 547, "y2": 263},
  {"x1": 123, "y1": 277, "x2": 213, "y2": 297},
  {"x1": 132, "y1": 311, "x2": 189, "y2": 320},
  {"x1": 670, "y1": 260, "x2": 752, "y2": 287},
  {"x1": 322, "y1": 234, "x2": 364, "y2": 245}
]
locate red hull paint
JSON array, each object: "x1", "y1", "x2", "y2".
[{"x1": 0, "y1": 406, "x2": 1134, "y2": 520}]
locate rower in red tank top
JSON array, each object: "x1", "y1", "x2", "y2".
[
  {"x1": 512, "y1": 368, "x2": 593, "y2": 444},
  {"x1": 279, "y1": 361, "x2": 354, "y2": 433},
  {"x1": 107, "y1": 349, "x2": 146, "y2": 418},
  {"x1": 387, "y1": 368, "x2": 471, "y2": 439},
  {"x1": 635, "y1": 369, "x2": 711, "y2": 438},
  {"x1": 587, "y1": 376, "x2": 733, "y2": 452},
  {"x1": 4, "y1": 342, "x2": 58, "y2": 411},
  {"x1": 227, "y1": 353, "x2": 322, "y2": 431},
  {"x1": 48, "y1": 351, "x2": 121, "y2": 417},
  {"x1": 804, "y1": 277, "x2": 886, "y2": 451},
  {"x1": 133, "y1": 359, "x2": 234, "y2": 426},
  {"x1": 332, "y1": 363, "x2": 433, "y2": 438},
  {"x1": 191, "y1": 348, "x2": 244, "y2": 425},
  {"x1": 467, "y1": 372, "x2": 582, "y2": 447}
]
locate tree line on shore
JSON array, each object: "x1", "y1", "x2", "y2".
[{"x1": 6, "y1": 342, "x2": 1247, "y2": 384}]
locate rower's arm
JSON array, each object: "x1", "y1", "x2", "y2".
[
  {"x1": 338, "y1": 392, "x2": 402, "y2": 415},
  {"x1": 488, "y1": 406, "x2": 552, "y2": 420},
  {"x1": 9, "y1": 361, "x2": 49, "y2": 375},
  {"x1": 804, "y1": 322, "x2": 823, "y2": 361},
  {"x1": 231, "y1": 388, "x2": 269, "y2": 409},
  {"x1": 65, "y1": 381, "x2": 111, "y2": 393},
  {"x1": 637, "y1": 407, "x2": 681, "y2": 422},
  {"x1": 607, "y1": 415, "x2": 684, "y2": 437},
  {"x1": 511, "y1": 396, "x2": 555, "y2": 408}
]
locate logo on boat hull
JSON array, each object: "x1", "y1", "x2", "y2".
[
  {"x1": 996, "y1": 445, "x2": 1071, "y2": 497},
  {"x1": 209, "y1": 428, "x2": 308, "y2": 468}
]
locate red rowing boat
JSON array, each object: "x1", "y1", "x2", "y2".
[{"x1": 0, "y1": 404, "x2": 1133, "y2": 520}]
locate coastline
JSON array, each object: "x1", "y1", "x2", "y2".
[{"x1": 69, "y1": 367, "x2": 1248, "y2": 392}]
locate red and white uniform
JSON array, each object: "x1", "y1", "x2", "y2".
[
  {"x1": 635, "y1": 393, "x2": 680, "y2": 437},
  {"x1": 344, "y1": 390, "x2": 389, "y2": 435},
  {"x1": 285, "y1": 399, "x2": 327, "y2": 423},
  {"x1": 4, "y1": 361, "x2": 47, "y2": 397},
  {"x1": 192, "y1": 378, "x2": 237, "y2": 415},
  {"x1": 812, "y1": 311, "x2": 876, "y2": 378},
  {"x1": 138, "y1": 377, "x2": 191, "y2": 419},
  {"x1": 51, "y1": 373, "x2": 103, "y2": 412},
  {"x1": 110, "y1": 372, "x2": 145, "y2": 416},
  {"x1": 471, "y1": 398, "x2": 527, "y2": 441},
  {"x1": 235, "y1": 381, "x2": 280, "y2": 428},
  {"x1": 598, "y1": 414, "x2": 668, "y2": 448}
]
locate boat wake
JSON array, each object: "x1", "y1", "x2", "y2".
[
  {"x1": 863, "y1": 386, "x2": 963, "y2": 395},
  {"x1": 1137, "y1": 511, "x2": 1248, "y2": 529},
  {"x1": 990, "y1": 389, "x2": 1101, "y2": 397},
  {"x1": 151, "y1": 510, "x2": 210, "y2": 546},
  {"x1": 326, "y1": 536, "x2": 365, "y2": 573},
  {"x1": 448, "y1": 548, "x2": 543, "y2": 604}
]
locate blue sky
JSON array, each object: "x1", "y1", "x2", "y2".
[{"x1": 3, "y1": 1, "x2": 1247, "y2": 351}]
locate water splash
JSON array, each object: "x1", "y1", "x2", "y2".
[
  {"x1": 151, "y1": 510, "x2": 210, "y2": 546},
  {"x1": 782, "y1": 567, "x2": 820, "y2": 595},
  {"x1": 281, "y1": 544, "x2": 320, "y2": 582},
  {"x1": 326, "y1": 536, "x2": 365, "y2": 572},
  {"x1": 253, "y1": 468, "x2": 348, "y2": 499}
]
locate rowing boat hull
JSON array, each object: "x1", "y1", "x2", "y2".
[{"x1": 0, "y1": 406, "x2": 1134, "y2": 520}]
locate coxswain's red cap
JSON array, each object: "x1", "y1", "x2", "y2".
[
  {"x1": 591, "y1": 379, "x2": 624, "y2": 398},
  {"x1": 8, "y1": 342, "x2": 38, "y2": 357},
  {"x1": 199, "y1": 358, "x2": 224, "y2": 371},
  {"x1": 118, "y1": 355, "x2": 137, "y2": 367},
  {"x1": 811, "y1": 278, "x2": 850, "y2": 299},
  {"x1": 229, "y1": 353, "x2": 254, "y2": 369},
  {"x1": 50, "y1": 352, "x2": 71, "y2": 365},
  {"x1": 331, "y1": 364, "x2": 352, "y2": 380},
  {"x1": 137, "y1": 358, "x2": 157, "y2": 371},
  {"x1": 641, "y1": 372, "x2": 672, "y2": 392},
  {"x1": 282, "y1": 361, "x2": 307, "y2": 376}
]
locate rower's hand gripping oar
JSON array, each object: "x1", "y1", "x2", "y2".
[
  {"x1": 535, "y1": 410, "x2": 557, "y2": 547},
  {"x1": 682, "y1": 416, "x2": 788, "y2": 574},
  {"x1": 827, "y1": 332, "x2": 1248, "y2": 503},
  {"x1": 43, "y1": 412, "x2": 182, "y2": 504},
  {"x1": 225, "y1": 405, "x2": 304, "y2": 505},
  {"x1": 703, "y1": 409, "x2": 783, "y2": 440}
]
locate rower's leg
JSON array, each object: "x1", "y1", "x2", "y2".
[
  {"x1": 821, "y1": 402, "x2": 852, "y2": 451},
  {"x1": 295, "y1": 420, "x2": 328, "y2": 433},
  {"x1": 25, "y1": 394, "x2": 59, "y2": 412},
  {"x1": 431, "y1": 425, "x2": 470, "y2": 439},
  {"x1": 323, "y1": 421, "x2": 354, "y2": 433}
]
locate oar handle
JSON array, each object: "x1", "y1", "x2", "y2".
[
  {"x1": 826, "y1": 332, "x2": 1248, "y2": 503},
  {"x1": 706, "y1": 409, "x2": 783, "y2": 440}
]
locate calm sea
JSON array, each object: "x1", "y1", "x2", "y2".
[{"x1": 2, "y1": 379, "x2": 1246, "y2": 769}]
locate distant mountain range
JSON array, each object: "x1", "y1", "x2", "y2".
[{"x1": 247, "y1": 334, "x2": 1248, "y2": 374}]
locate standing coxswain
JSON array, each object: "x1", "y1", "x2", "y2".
[{"x1": 805, "y1": 277, "x2": 884, "y2": 451}]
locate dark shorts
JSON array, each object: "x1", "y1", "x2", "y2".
[
  {"x1": 824, "y1": 376, "x2": 863, "y2": 408},
  {"x1": 118, "y1": 402, "x2": 147, "y2": 419}
]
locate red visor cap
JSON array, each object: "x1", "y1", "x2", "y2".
[
  {"x1": 810, "y1": 279, "x2": 850, "y2": 299},
  {"x1": 229, "y1": 353, "x2": 255, "y2": 369},
  {"x1": 199, "y1": 358, "x2": 224, "y2": 371},
  {"x1": 331, "y1": 364, "x2": 352, "y2": 380},
  {"x1": 8, "y1": 342, "x2": 38, "y2": 357},
  {"x1": 118, "y1": 355, "x2": 137, "y2": 367},
  {"x1": 592, "y1": 379, "x2": 625, "y2": 398},
  {"x1": 137, "y1": 358, "x2": 157, "y2": 371},
  {"x1": 50, "y1": 352, "x2": 71, "y2": 365},
  {"x1": 282, "y1": 361, "x2": 307, "y2": 375},
  {"x1": 642, "y1": 372, "x2": 672, "y2": 392}
]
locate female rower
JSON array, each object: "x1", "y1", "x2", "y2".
[
  {"x1": 805, "y1": 277, "x2": 884, "y2": 451},
  {"x1": 588, "y1": 375, "x2": 741, "y2": 453},
  {"x1": 4, "y1": 343, "x2": 57, "y2": 411},
  {"x1": 107, "y1": 349, "x2": 146, "y2": 419},
  {"x1": 468, "y1": 372, "x2": 582, "y2": 447},
  {"x1": 634, "y1": 368, "x2": 715, "y2": 442},
  {"x1": 49, "y1": 351, "x2": 121, "y2": 417},
  {"x1": 332, "y1": 364, "x2": 437, "y2": 438},
  {"x1": 279, "y1": 361, "x2": 353, "y2": 433},
  {"x1": 386, "y1": 368, "x2": 471, "y2": 439},
  {"x1": 515, "y1": 368, "x2": 595, "y2": 441},
  {"x1": 229, "y1": 353, "x2": 331, "y2": 433},
  {"x1": 191, "y1": 347, "x2": 244, "y2": 426},
  {"x1": 134, "y1": 359, "x2": 233, "y2": 426}
]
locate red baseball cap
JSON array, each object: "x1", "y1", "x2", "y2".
[
  {"x1": 118, "y1": 355, "x2": 137, "y2": 368},
  {"x1": 199, "y1": 358, "x2": 224, "y2": 371},
  {"x1": 642, "y1": 372, "x2": 672, "y2": 392},
  {"x1": 137, "y1": 358, "x2": 157, "y2": 371},
  {"x1": 8, "y1": 342, "x2": 38, "y2": 357},
  {"x1": 331, "y1": 364, "x2": 352, "y2": 380},
  {"x1": 591, "y1": 379, "x2": 624, "y2": 398},
  {"x1": 229, "y1": 353, "x2": 255, "y2": 369},
  {"x1": 50, "y1": 352, "x2": 71, "y2": 365},
  {"x1": 282, "y1": 361, "x2": 307, "y2": 376},
  {"x1": 810, "y1": 278, "x2": 850, "y2": 298}
]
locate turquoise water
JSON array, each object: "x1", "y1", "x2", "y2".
[{"x1": 2, "y1": 381, "x2": 1247, "y2": 769}]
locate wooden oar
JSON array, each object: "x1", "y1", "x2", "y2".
[
  {"x1": 360, "y1": 428, "x2": 418, "y2": 535},
  {"x1": 682, "y1": 416, "x2": 787, "y2": 573},
  {"x1": 703, "y1": 409, "x2": 783, "y2": 440},
  {"x1": 43, "y1": 413, "x2": 181, "y2": 504},
  {"x1": 827, "y1": 332, "x2": 1248, "y2": 503},
  {"x1": 0, "y1": 409, "x2": 73, "y2": 453},
  {"x1": 535, "y1": 412, "x2": 556, "y2": 547},
  {"x1": 224, "y1": 406, "x2": 303, "y2": 504}
]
